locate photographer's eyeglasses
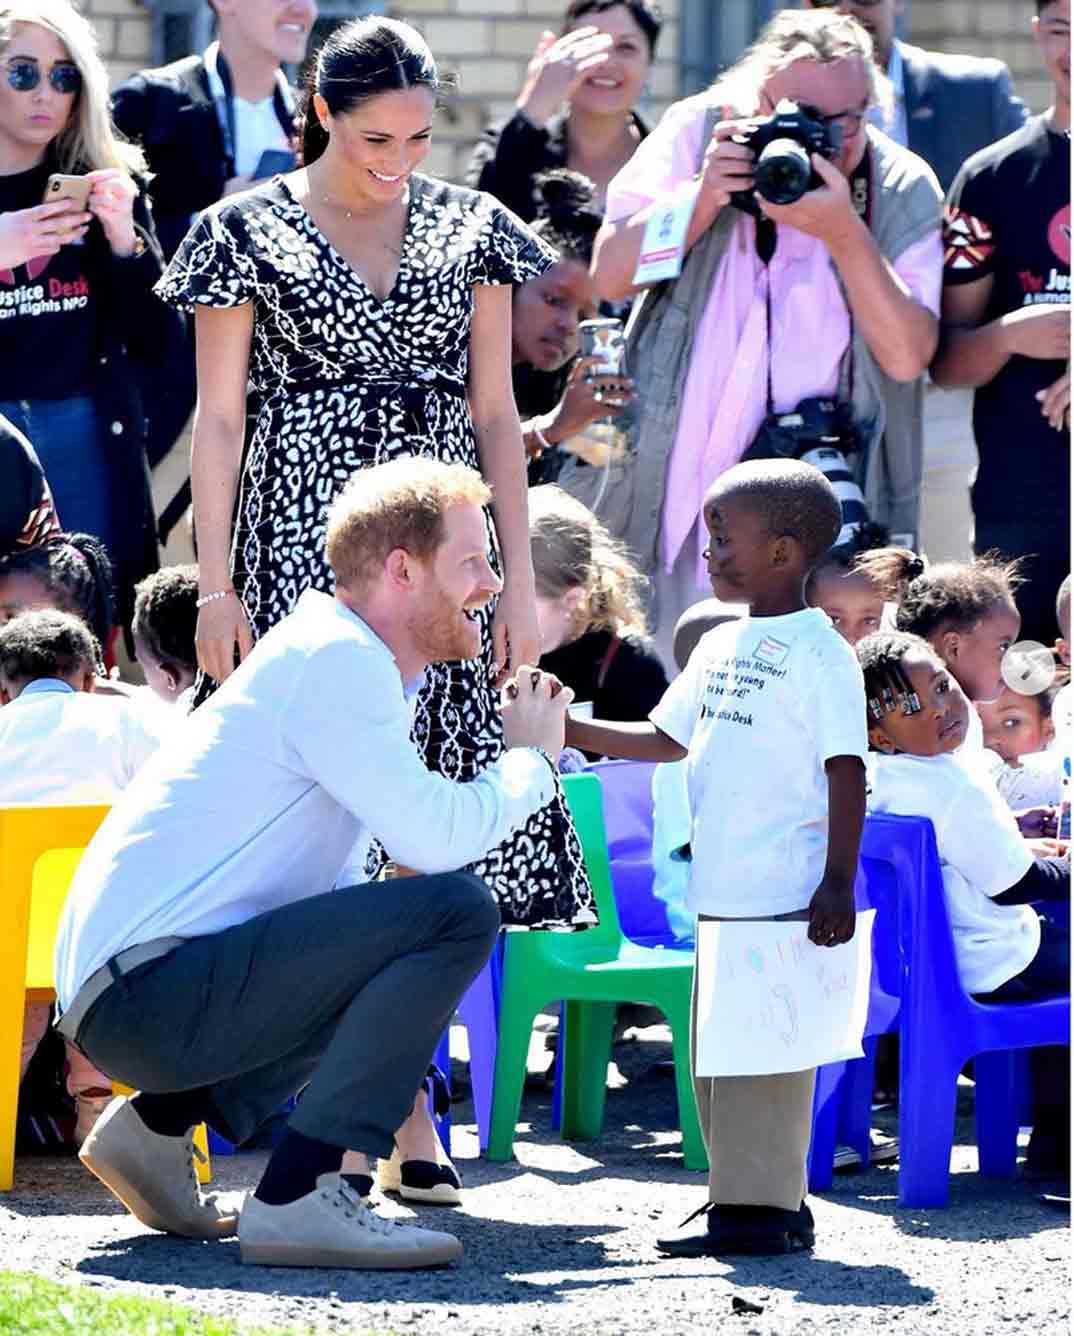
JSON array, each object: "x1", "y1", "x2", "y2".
[
  {"x1": 800, "y1": 101, "x2": 869, "y2": 135},
  {"x1": 6, "y1": 60, "x2": 82, "y2": 95}
]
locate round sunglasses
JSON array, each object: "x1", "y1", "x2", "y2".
[{"x1": 6, "y1": 59, "x2": 81, "y2": 95}]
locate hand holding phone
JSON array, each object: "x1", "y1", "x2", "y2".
[
  {"x1": 43, "y1": 173, "x2": 92, "y2": 211},
  {"x1": 0, "y1": 195, "x2": 90, "y2": 270}
]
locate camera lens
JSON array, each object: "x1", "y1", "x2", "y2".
[
  {"x1": 799, "y1": 446, "x2": 870, "y2": 547},
  {"x1": 754, "y1": 137, "x2": 812, "y2": 205}
]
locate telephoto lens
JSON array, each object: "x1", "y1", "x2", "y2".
[
  {"x1": 798, "y1": 445, "x2": 870, "y2": 547},
  {"x1": 754, "y1": 137, "x2": 813, "y2": 205}
]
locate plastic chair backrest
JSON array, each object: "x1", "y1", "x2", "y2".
[
  {"x1": 861, "y1": 813, "x2": 969, "y2": 1019},
  {"x1": 560, "y1": 773, "x2": 626, "y2": 948},
  {"x1": 27, "y1": 849, "x2": 84, "y2": 991},
  {"x1": 587, "y1": 759, "x2": 672, "y2": 941},
  {"x1": 856, "y1": 817, "x2": 908, "y2": 1036},
  {"x1": 0, "y1": 805, "x2": 110, "y2": 1190}
]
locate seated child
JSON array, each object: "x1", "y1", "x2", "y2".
[
  {"x1": 859, "y1": 630, "x2": 1069, "y2": 1177},
  {"x1": 0, "y1": 533, "x2": 114, "y2": 661},
  {"x1": 978, "y1": 683, "x2": 1064, "y2": 810},
  {"x1": 568, "y1": 459, "x2": 868, "y2": 1258},
  {"x1": 650, "y1": 599, "x2": 747, "y2": 945},
  {"x1": 132, "y1": 565, "x2": 199, "y2": 706},
  {"x1": 0, "y1": 609, "x2": 163, "y2": 1143},
  {"x1": 806, "y1": 538, "x2": 923, "y2": 647},
  {"x1": 853, "y1": 552, "x2": 1022, "y2": 766},
  {"x1": 530, "y1": 486, "x2": 667, "y2": 749}
]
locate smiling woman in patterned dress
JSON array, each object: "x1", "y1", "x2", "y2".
[
  {"x1": 155, "y1": 17, "x2": 594, "y2": 932},
  {"x1": 155, "y1": 14, "x2": 595, "y2": 1203}
]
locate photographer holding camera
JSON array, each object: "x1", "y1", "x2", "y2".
[{"x1": 585, "y1": 9, "x2": 942, "y2": 664}]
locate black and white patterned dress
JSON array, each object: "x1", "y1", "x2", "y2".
[{"x1": 156, "y1": 174, "x2": 595, "y2": 929}]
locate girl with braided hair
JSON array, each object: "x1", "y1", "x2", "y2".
[
  {"x1": 859, "y1": 628, "x2": 1070, "y2": 1180},
  {"x1": 0, "y1": 530, "x2": 114, "y2": 667},
  {"x1": 860, "y1": 551, "x2": 1024, "y2": 763}
]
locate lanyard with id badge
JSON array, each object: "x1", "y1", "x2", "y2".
[{"x1": 631, "y1": 179, "x2": 702, "y2": 288}]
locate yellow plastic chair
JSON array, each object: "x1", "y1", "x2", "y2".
[{"x1": 0, "y1": 805, "x2": 210, "y2": 1189}]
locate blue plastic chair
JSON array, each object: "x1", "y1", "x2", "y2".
[
  {"x1": 807, "y1": 823, "x2": 904, "y2": 1190},
  {"x1": 430, "y1": 948, "x2": 501, "y2": 1155},
  {"x1": 856, "y1": 813, "x2": 1068, "y2": 1208}
]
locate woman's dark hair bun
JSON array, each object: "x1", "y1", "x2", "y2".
[
  {"x1": 534, "y1": 168, "x2": 596, "y2": 221},
  {"x1": 529, "y1": 168, "x2": 601, "y2": 264}
]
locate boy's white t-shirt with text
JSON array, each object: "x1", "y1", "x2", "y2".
[{"x1": 651, "y1": 608, "x2": 867, "y2": 918}]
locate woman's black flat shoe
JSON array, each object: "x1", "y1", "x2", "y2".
[{"x1": 377, "y1": 1146, "x2": 462, "y2": 1205}]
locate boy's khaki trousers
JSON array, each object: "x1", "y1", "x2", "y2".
[{"x1": 692, "y1": 910, "x2": 817, "y2": 1212}]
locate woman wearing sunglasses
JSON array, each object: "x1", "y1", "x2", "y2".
[{"x1": 0, "y1": 0, "x2": 179, "y2": 632}]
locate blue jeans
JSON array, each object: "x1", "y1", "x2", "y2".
[{"x1": 0, "y1": 396, "x2": 115, "y2": 555}]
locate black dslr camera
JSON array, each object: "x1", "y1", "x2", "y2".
[
  {"x1": 744, "y1": 397, "x2": 869, "y2": 548},
  {"x1": 731, "y1": 99, "x2": 842, "y2": 216}
]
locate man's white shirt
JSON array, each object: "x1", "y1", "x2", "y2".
[{"x1": 55, "y1": 591, "x2": 555, "y2": 1009}]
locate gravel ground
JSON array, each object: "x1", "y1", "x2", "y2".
[{"x1": 2, "y1": 1025, "x2": 1069, "y2": 1336}]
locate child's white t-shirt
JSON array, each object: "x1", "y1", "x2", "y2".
[
  {"x1": 993, "y1": 751, "x2": 1063, "y2": 810},
  {"x1": 651, "y1": 608, "x2": 868, "y2": 918},
  {"x1": 867, "y1": 751, "x2": 1038, "y2": 994},
  {"x1": 0, "y1": 678, "x2": 162, "y2": 804}
]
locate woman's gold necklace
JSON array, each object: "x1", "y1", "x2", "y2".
[{"x1": 320, "y1": 193, "x2": 403, "y2": 255}]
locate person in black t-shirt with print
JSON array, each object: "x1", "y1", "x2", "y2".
[
  {"x1": 0, "y1": 0, "x2": 181, "y2": 635},
  {"x1": 933, "y1": 0, "x2": 1071, "y2": 644}
]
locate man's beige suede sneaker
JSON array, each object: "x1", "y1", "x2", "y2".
[
  {"x1": 239, "y1": 1173, "x2": 464, "y2": 1269},
  {"x1": 79, "y1": 1096, "x2": 243, "y2": 1239}
]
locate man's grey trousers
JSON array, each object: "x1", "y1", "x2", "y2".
[{"x1": 70, "y1": 871, "x2": 500, "y2": 1156}]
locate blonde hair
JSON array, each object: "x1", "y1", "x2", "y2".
[
  {"x1": 326, "y1": 458, "x2": 492, "y2": 593},
  {"x1": 710, "y1": 7, "x2": 891, "y2": 120},
  {"x1": 0, "y1": 0, "x2": 144, "y2": 174},
  {"x1": 529, "y1": 485, "x2": 649, "y2": 638}
]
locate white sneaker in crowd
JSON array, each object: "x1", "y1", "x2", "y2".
[{"x1": 239, "y1": 1172, "x2": 463, "y2": 1269}]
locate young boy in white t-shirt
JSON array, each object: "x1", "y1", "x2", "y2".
[
  {"x1": 568, "y1": 460, "x2": 868, "y2": 1257},
  {"x1": 0, "y1": 609, "x2": 162, "y2": 1143}
]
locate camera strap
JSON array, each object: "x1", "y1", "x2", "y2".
[{"x1": 758, "y1": 147, "x2": 873, "y2": 416}]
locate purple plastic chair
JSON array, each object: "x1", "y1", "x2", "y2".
[
  {"x1": 587, "y1": 759, "x2": 689, "y2": 949},
  {"x1": 854, "y1": 813, "x2": 1068, "y2": 1208}
]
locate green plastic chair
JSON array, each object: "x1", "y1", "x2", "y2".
[{"x1": 486, "y1": 772, "x2": 706, "y2": 1169}]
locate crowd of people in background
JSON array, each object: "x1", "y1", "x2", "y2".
[{"x1": 0, "y1": 0, "x2": 1069, "y2": 1276}]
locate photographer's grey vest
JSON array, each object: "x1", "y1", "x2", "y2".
[{"x1": 566, "y1": 116, "x2": 941, "y2": 584}]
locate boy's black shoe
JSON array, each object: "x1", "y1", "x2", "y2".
[{"x1": 656, "y1": 1200, "x2": 814, "y2": 1257}]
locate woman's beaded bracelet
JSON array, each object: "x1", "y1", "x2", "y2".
[{"x1": 195, "y1": 589, "x2": 236, "y2": 610}]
